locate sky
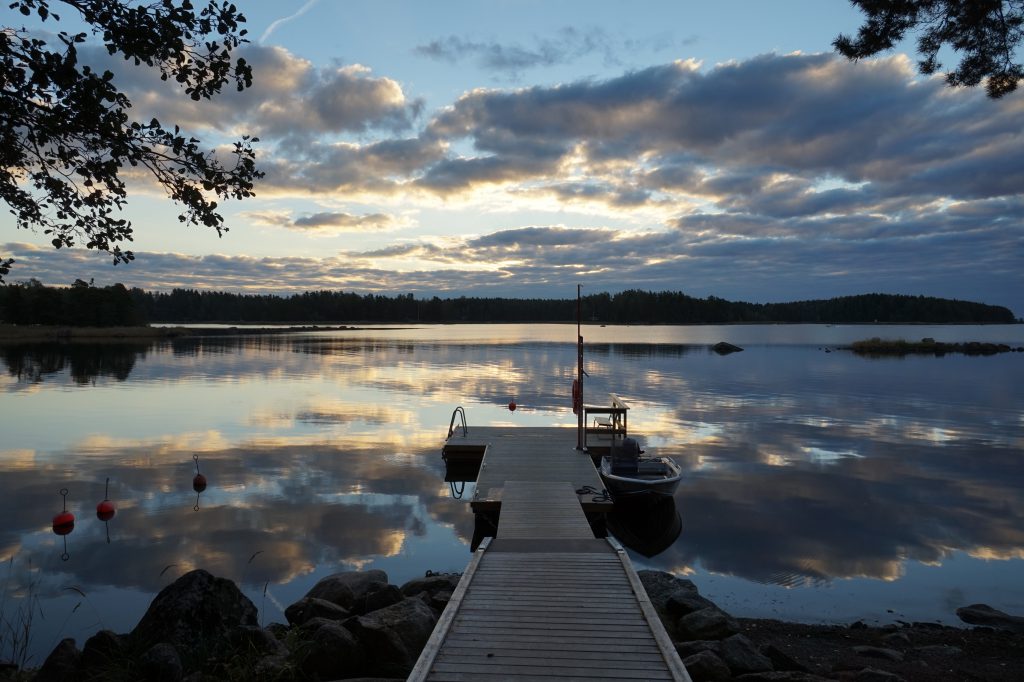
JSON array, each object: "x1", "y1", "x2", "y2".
[{"x1": 3, "y1": 0, "x2": 1023, "y2": 315}]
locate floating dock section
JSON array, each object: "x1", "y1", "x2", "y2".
[{"x1": 411, "y1": 427, "x2": 690, "y2": 681}]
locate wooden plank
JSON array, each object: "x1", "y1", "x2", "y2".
[
  {"x1": 407, "y1": 536, "x2": 490, "y2": 682},
  {"x1": 438, "y1": 650, "x2": 665, "y2": 666},
  {"x1": 447, "y1": 625, "x2": 658, "y2": 640},
  {"x1": 437, "y1": 652, "x2": 670, "y2": 668},
  {"x1": 425, "y1": 671, "x2": 671, "y2": 675},
  {"x1": 442, "y1": 637, "x2": 661, "y2": 652},
  {"x1": 428, "y1": 661, "x2": 671, "y2": 679},
  {"x1": 497, "y1": 480, "x2": 594, "y2": 539},
  {"x1": 608, "y1": 537, "x2": 693, "y2": 682}
]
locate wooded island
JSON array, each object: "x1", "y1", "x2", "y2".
[{"x1": 0, "y1": 281, "x2": 1016, "y2": 326}]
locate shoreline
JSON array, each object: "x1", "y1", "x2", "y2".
[
  {"x1": 0, "y1": 324, "x2": 361, "y2": 341},
  {"x1": 2, "y1": 322, "x2": 1023, "y2": 344},
  {"x1": 17, "y1": 567, "x2": 1023, "y2": 681}
]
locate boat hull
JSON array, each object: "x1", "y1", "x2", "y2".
[{"x1": 599, "y1": 456, "x2": 682, "y2": 500}]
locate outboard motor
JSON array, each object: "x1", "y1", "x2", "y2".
[{"x1": 610, "y1": 437, "x2": 641, "y2": 475}]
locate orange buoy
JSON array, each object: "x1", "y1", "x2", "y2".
[
  {"x1": 52, "y1": 488, "x2": 74, "y2": 535},
  {"x1": 192, "y1": 454, "x2": 207, "y2": 492},
  {"x1": 96, "y1": 477, "x2": 116, "y2": 521},
  {"x1": 96, "y1": 500, "x2": 115, "y2": 521}
]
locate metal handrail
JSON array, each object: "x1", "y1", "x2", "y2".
[{"x1": 447, "y1": 406, "x2": 468, "y2": 439}]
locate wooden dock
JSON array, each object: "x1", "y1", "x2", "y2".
[
  {"x1": 413, "y1": 427, "x2": 690, "y2": 681},
  {"x1": 443, "y1": 426, "x2": 616, "y2": 515}
]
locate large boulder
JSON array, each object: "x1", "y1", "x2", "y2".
[
  {"x1": 638, "y1": 570, "x2": 700, "y2": 604},
  {"x1": 301, "y1": 621, "x2": 364, "y2": 680},
  {"x1": 678, "y1": 607, "x2": 740, "y2": 641},
  {"x1": 356, "y1": 582, "x2": 404, "y2": 615},
  {"x1": 80, "y1": 630, "x2": 126, "y2": 673},
  {"x1": 400, "y1": 574, "x2": 461, "y2": 598},
  {"x1": 955, "y1": 603, "x2": 1024, "y2": 633},
  {"x1": 34, "y1": 638, "x2": 80, "y2": 682},
  {"x1": 129, "y1": 569, "x2": 258, "y2": 664},
  {"x1": 303, "y1": 569, "x2": 389, "y2": 612},
  {"x1": 138, "y1": 643, "x2": 183, "y2": 682},
  {"x1": 667, "y1": 589, "x2": 718, "y2": 617},
  {"x1": 682, "y1": 649, "x2": 731, "y2": 681},
  {"x1": 284, "y1": 596, "x2": 350, "y2": 626},
  {"x1": 344, "y1": 597, "x2": 438, "y2": 678},
  {"x1": 720, "y1": 634, "x2": 773, "y2": 674}
]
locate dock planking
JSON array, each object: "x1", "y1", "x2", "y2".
[
  {"x1": 413, "y1": 427, "x2": 691, "y2": 681},
  {"x1": 444, "y1": 426, "x2": 615, "y2": 515}
]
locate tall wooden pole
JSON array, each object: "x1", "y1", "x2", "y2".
[{"x1": 576, "y1": 283, "x2": 584, "y2": 450}]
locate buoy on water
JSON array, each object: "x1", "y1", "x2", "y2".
[
  {"x1": 508, "y1": 400, "x2": 517, "y2": 412},
  {"x1": 52, "y1": 488, "x2": 74, "y2": 535},
  {"x1": 192, "y1": 453, "x2": 207, "y2": 493},
  {"x1": 96, "y1": 477, "x2": 116, "y2": 521}
]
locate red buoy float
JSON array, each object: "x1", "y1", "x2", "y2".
[
  {"x1": 52, "y1": 488, "x2": 74, "y2": 535},
  {"x1": 508, "y1": 400, "x2": 517, "y2": 412},
  {"x1": 96, "y1": 477, "x2": 116, "y2": 521},
  {"x1": 192, "y1": 453, "x2": 207, "y2": 493}
]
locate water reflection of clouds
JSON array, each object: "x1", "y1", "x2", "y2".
[
  {"x1": 0, "y1": 441, "x2": 454, "y2": 599},
  {"x1": 1, "y1": 333, "x2": 1022, "y2": 652}
]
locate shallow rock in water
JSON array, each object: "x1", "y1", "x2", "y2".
[
  {"x1": 678, "y1": 607, "x2": 740, "y2": 641},
  {"x1": 683, "y1": 649, "x2": 731, "y2": 681},
  {"x1": 712, "y1": 341, "x2": 744, "y2": 354},
  {"x1": 139, "y1": 642, "x2": 183, "y2": 682},
  {"x1": 956, "y1": 603, "x2": 1024, "y2": 633},
  {"x1": 34, "y1": 638, "x2": 80, "y2": 682},
  {"x1": 720, "y1": 633, "x2": 773, "y2": 674},
  {"x1": 304, "y1": 569, "x2": 389, "y2": 612},
  {"x1": 129, "y1": 569, "x2": 258, "y2": 660},
  {"x1": 345, "y1": 596, "x2": 438, "y2": 678},
  {"x1": 285, "y1": 595, "x2": 350, "y2": 626}
]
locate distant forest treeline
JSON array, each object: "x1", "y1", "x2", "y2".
[{"x1": 0, "y1": 280, "x2": 1017, "y2": 326}]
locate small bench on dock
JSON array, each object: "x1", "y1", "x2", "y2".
[{"x1": 584, "y1": 392, "x2": 629, "y2": 451}]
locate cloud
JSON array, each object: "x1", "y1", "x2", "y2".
[
  {"x1": 242, "y1": 210, "x2": 400, "y2": 233},
  {"x1": 98, "y1": 44, "x2": 422, "y2": 139},
  {"x1": 413, "y1": 26, "x2": 619, "y2": 75},
  {"x1": 414, "y1": 26, "x2": 700, "y2": 77}
]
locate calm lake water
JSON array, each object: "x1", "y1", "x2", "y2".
[{"x1": 2, "y1": 323, "x2": 1022, "y2": 665}]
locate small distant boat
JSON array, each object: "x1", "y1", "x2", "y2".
[{"x1": 599, "y1": 437, "x2": 682, "y2": 500}]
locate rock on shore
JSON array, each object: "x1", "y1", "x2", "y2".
[
  {"x1": 638, "y1": 570, "x2": 1024, "y2": 682},
  {"x1": 30, "y1": 567, "x2": 460, "y2": 682},
  {"x1": 28, "y1": 567, "x2": 1024, "y2": 681}
]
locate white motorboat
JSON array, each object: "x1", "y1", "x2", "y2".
[{"x1": 598, "y1": 437, "x2": 682, "y2": 500}]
